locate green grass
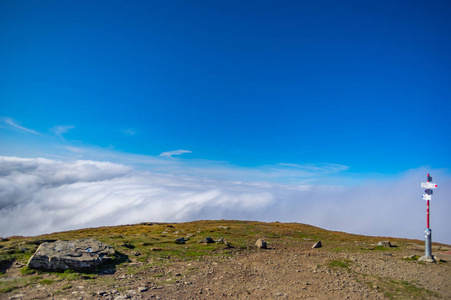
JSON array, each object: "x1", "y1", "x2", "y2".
[
  {"x1": 0, "y1": 286, "x2": 15, "y2": 293},
  {"x1": 378, "y1": 278, "x2": 439, "y2": 299},
  {"x1": 39, "y1": 279, "x2": 55, "y2": 285},
  {"x1": 327, "y1": 259, "x2": 353, "y2": 272},
  {"x1": 402, "y1": 255, "x2": 421, "y2": 261},
  {"x1": 20, "y1": 266, "x2": 36, "y2": 275},
  {"x1": 0, "y1": 275, "x2": 43, "y2": 293},
  {"x1": 56, "y1": 269, "x2": 82, "y2": 281}
]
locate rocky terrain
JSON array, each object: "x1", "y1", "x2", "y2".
[{"x1": 1, "y1": 220, "x2": 450, "y2": 299}]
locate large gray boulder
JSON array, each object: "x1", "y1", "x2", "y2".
[{"x1": 27, "y1": 238, "x2": 115, "y2": 272}]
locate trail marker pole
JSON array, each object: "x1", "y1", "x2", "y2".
[{"x1": 420, "y1": 174, "x2": 437, "y2": 261}]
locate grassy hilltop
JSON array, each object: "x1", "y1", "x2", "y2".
[{"x1": 1, "y1": 220, "x2": 450, "y2": 299}]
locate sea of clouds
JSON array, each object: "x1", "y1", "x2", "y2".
[{"x1": 1, "y1": 156, "x2": 450, "y2": 244}]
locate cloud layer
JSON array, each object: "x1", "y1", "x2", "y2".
[{"x1": 1, "y1": 156, "x2": 450, "y2": 244}]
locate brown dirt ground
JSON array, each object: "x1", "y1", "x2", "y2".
[{"x1": 2, "y1": 240, "x2": 451, "y2": 300}]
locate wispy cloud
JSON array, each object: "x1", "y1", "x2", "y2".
[
  {"x1": 121, "y1": 129, "x2": 136, "y2": 136},
  {"x1": 0, "y1": 156, "x2": 449, "y2": 244},
  {"x1": 1, "y1": 117, "x2": 38, "y2": 134},
  {"x1": 159, "y1": 149, "x2": 193, "y2": 158},
  {"x1": 52, "y1": 125, "x2": 75, "y2": 139},
  {"x1": 63, "y1": 146, "x2": 87, "y2": 154}
]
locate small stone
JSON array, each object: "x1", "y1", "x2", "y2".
[
  {"x1": 312, "y1": 241, "x2": 322, "y2": 248},
  {"x1": 132, "y1": 251, "x2": 141, "y2": 256},
  {"x1": 8, "y1": 294, "x2": 25, "y2": 300},
  {"x1": 138, "y1": 287, "x2": 148, "y2": 292},
  {"x1": 126, "y1": 289, "x2": 137, "y2": 295},
  {"x1": 255, "y1": 238, "x2": 267, "y2": 249},
  {"x1": 97, "y1": 290, "x2": 107, "y2": 296},
  {"x1": 198, "y1": 237, "x2": 215, "y2": 244},
  {"x1": 377, "y1": 241, "x2": 392, "y2": 248},
  {"x1": 175, "y1": 237, "x2": 188, "y2": 244}
]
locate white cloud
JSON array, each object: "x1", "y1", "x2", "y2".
[
  {"x1": 0, "y1": 156, "x2": 449, "y2": 244},
  {"x1": 63, "y1": 146, "x2": 87, "y2": 154},
  {"x1": 1, "y1": 117, "x2": 38, "y2": 134},
  {"x1": 159, "y1": 149, "x2": 193, "y2": 158},
  {"x1": 121, "y1": 129, "x2": 136, "y2": 136},
  {"x1": 52, "y1": 125, "x2": 74, "y2": 138}
]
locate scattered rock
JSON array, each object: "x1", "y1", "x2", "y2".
[
  {"x1": 121, "y1": 243, "x2": 135, "y2": 249},
  {"x1": 27, "y1": 238, "x2": 115, "y2": 272},
  {"x1": 175, "y1": 237, "x2": 189, "y2": 244},
  {"x1": 312, "y1": 241, "x2": 322, "y2": 249},
  {"x1": 8, "y1": 294, "x2": 25, "y2": 300},
  {"x1": 198, "y1": 237, "x2": 215, "y2": 244},
  {"x1": 255, "y1": 238, "x2": 267, "y2": 249},
  {"x1": 132, "y1": 251, "x2": 141, "y2": 256},
  {"x1": 138, "y1": 287, "x2": 148, "y2": 292},
  {"x1": 97, "y1": 290, "x2": 107, "y2": 296},
  {"x1": 218, "y1": 226, "x2": 230, "y2": 229},
  {"x1": 378, "y1": 241, "x2": 392, "y2": 248},
  {"x1": 419, "y1": 256, "x2": 437, "y2": 263}
]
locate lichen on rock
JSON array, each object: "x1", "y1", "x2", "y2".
[{"x1": 27, "y1": 238, "x2": 115, "y2": 272}]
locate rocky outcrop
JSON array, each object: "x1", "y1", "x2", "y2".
[{"x1": 27, "y1": 238, "x2": 115, "y2": 272}]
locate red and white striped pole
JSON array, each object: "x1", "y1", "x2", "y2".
[
  {"x1": 421, "y1": 174, "x2": 437, "y2": 260},
  {"x1": 427, "y1": 174, "x2": 430, "y2": 229}
]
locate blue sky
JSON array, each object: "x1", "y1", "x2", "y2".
[{"x1": 1, "y1": 1, "x2": 450, "y2": 241}]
